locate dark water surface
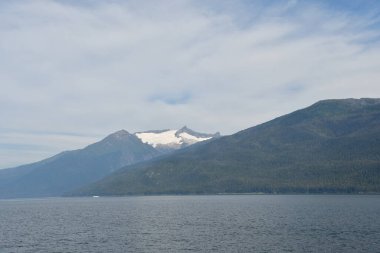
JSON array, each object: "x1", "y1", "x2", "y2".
[{"x1": 0, "y1": 195, "x2": 379, "y2": 253}]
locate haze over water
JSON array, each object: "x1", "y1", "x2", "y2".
[{"x1": 1, "y1": 195, "x2": 379, "y2": 252}]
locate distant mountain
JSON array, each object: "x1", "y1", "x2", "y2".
[
  {"x1": 73, "y1": 98, "x2": 380, "y2": 196},
  {"x1": 0, "y1": 130, "x2": 160, "y2": 198},
  {"x1": 135, "y1": 126, "x2": 220, "y2": 152},
  {"x1": 0, "y1": 127, "x2": 218, "y2": 198}
]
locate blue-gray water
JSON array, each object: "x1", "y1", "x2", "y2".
[{"x1": 0, "y1": 195, "x2": 379, "y2": 253}]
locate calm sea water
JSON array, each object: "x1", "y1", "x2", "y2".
[{"x1": 0, "y1": 195, "x2": 379, "y2": 253}]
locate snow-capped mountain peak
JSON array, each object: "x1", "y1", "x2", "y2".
[{"x1": 134, "y1": 126, "x2": 219, "y2": 150}]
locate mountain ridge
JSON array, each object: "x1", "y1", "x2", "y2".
[
  {"x1": 0, "y1": 130, "x2": 160, "y2": 198},
  {"x1": 0, "y1": 127, "x2": 218, "y2": 198},
  {"x1": 72, "y1": 98, "x2": 380, "y2": 196}
]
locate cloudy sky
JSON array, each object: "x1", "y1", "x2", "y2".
[{"x1": 1, "y1": 0, "x2": 380, "y2": 168}]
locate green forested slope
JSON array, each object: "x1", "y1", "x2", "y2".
[{"x1": 73, "y1": 98, "x2": 380, "y2": 195}]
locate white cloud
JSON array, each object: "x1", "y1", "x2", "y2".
[{"x1": 0, "y1": 0, "x2": 380, "y2": 168}]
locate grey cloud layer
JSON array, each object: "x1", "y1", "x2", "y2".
[{"x1": 1, "y1": 0, "x2": 380, "y2": 168}]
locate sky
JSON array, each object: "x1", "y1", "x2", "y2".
[{"x1": 1, "y1": 0, "x2": 380, "y2": 168}]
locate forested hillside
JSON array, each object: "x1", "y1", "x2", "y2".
[{"x1": 73, "y1": 98, "x2": 380, "y2": 195}]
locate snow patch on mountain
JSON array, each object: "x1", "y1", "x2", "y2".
[
  {"x1": 135, "y1": 127, "x2": 215, "y2": 149},
  {"x1": 135, "y1": 130, "x2": 180, "y2": 147}
]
